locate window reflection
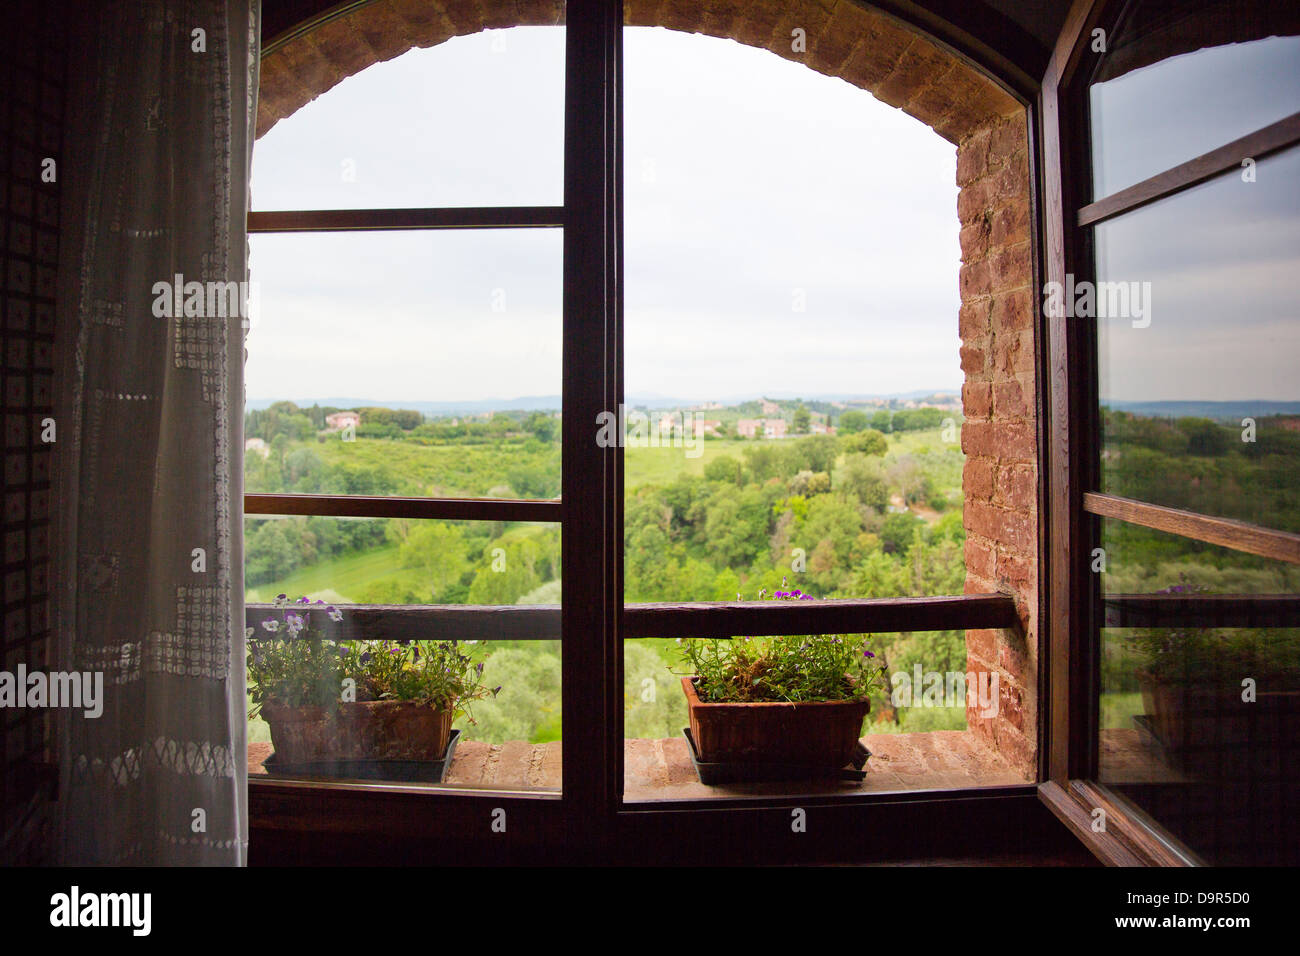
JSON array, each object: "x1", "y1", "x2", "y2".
[
  {"x1": 1096, "y1": 147, "x2": 1300, "y2": 532},
  {"x1": 1096, "y1": 520, "x2": 1300, "y2": 864},
  {"x1": 1089, "y1": 0, "x2": 1300, "y2": 198}
]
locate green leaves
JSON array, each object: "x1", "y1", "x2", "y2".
[{"x1": 675, "y1": 592, "x2": 887, "y2": 703}]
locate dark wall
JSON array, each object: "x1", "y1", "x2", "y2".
[{"x1": 1, "y1": 1, "x2": 65, "y2": 865}]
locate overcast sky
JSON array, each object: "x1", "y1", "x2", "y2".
[
  {"x1": 1091, "y1": 35, "x2": 1300, "y2": 404},
  {"x1": 247, "y1": 26, "x2": 964, "y2": 406}
]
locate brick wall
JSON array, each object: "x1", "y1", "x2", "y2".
[
  {"x1": 255, "y1": 0, "x2": 1039, "y2": 776},
  {"x1": 956, "y1": 113, "x2": 1036, "y2": 770}
]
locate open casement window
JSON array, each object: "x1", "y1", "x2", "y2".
[
  {"x1": 243, "y1": 0, "x2": 1079, "y2": 866},
  {"x1": 1040, "y1": 0, "x2": 1300, "y2": 865}
]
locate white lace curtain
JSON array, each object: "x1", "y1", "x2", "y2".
[{"x1": 53, "y1": 0, "x2": 260, "y2": 865}]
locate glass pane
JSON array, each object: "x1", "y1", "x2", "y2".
[
  {"x1": 1095, "y1": 146, "x2": 1300, "y2": 532},
  {"x1": 1088, "y1": 0, "x2": 1300, "y2": 198},
  {"x1": 622, "y1": 26, "x2": 965, "y2": 607},
  {"x1": 1096, "y1": 519, "x2": 1300, "y2": 864},
  {"x1": 624, "y1": 628, "x2": 1023, "y2": 802},
  {"x1": 245, "y1": 230, "x2": 561, "y2": 499},
  {"x1": 246, "y1": 518, "x2": 562, "y2": 792},
  {"x1": 244, "y1": 517, "x2": 560, "y2": 605},
  {"x1": 251, "y1": 26, "x2": 565, "y2": 209}
]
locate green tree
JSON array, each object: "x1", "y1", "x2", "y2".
[
  {"x1": 704, "y1": 486, "x2": 770, "y2": 568},
  {"x1": 704, "y1": 455, "x2": 744, "y2": 485},
  {"x1": 623, "y1": 642, "x2": 688, "y2": 738},
  {"x1": 399, "y1": 522, "x2": 469, "y2": 598},
  {"x1": 880, "y1": 511, "x2": 924, "y2": 555},
  {"x1": 458, "y1": 646, "x2": 562, "y2": 743},
  {"x1": 838, "y1": 410, "x2": 868, "y2": 434},
  {"x1": 793, "y1": 404, "x2": 811, "y2": 434},
  {"x1": 842, "y1": 429, "x2": 888, "y2": 457},
  {"x1": 838, "y1": 454, "x2": 890, "y2": 511}
]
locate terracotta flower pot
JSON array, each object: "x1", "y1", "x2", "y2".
[
  {"x1": 681, "y1": 676, "x2": 870, "y2": 767},
  {"x1": 262, "y1": 700, "x2": 452, "y2": 764},
  {"x1": 1136, "y1": 669, "x2": 1300, "y2": 776}
]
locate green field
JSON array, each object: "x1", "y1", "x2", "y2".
[{"x1": 246, "y1": 543, "x2": 407, "y2": 604}]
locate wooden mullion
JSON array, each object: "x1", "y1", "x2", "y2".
[
  {"x1": 1084, "y1": 492, "x2": 1300, "y2": 565},
  {"x1": 247, "y1": 206, "x2": 565, "y2": 232},
  {"x1": 246, "y1": 594, "x2": 1020, "y2": 644},
  {"x1": 625, "y1": 594, "x2": 1019, "y2": 638},
  {"x1": 1042, "y1": 0, "x2": 1109, "y2": 789},
  {"x1": 244, "y1": 493, "x2": 561, "y2": 523},
  {"x1": 1101, "y1": 593, "x2": 1300, "y2": 629},
  {"x1": 245, "y1": 603, "x2": 563, "y2": 642},
  {"x1": 561, "y1": 0, "x2": 622, "y2": 852},
  {"x1": 1077, "y1": 111, "x2": 1300, "y2": 227}
]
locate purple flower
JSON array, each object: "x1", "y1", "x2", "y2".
[
  {"x1": 412, "y1": 646, "x2": 421, "y2": 661},
  {"x1": 863, "y1": 649, "x2": 875, "y2": 659},
  {"x1": 327, "y1": 606, "x2": 343, "y2": 623},
  {"x1": 297, "y1": 596, "x2": 310, "y2": 604},
  {"x1": 476, "y1": 661, "x2": 484, "y2": 675},
  {"x1": 799, "y1": 595, "x2": 814, "y2": 601},
  {"x1": 492, "y1": 685, "x2": 502, "y2": 697},
  {"x1": 359, "y1": 651, "x2": 372, "y2": 665},
  {"x1": 792, "y1": 590, "x2": 802, "y2": 597}
]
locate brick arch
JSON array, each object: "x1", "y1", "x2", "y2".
[
  {"x1": 256, "y1": 1, "x2": 1019, "y2": 142},
  {"x1": 257, "y1": 0, "x2": 1039, "y2": 775}
]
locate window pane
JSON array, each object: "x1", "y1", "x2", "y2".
[
  {"x1": 245, "y1": 517, "x2": 562, "y2": 791},
  {"x1": 251, "y1": 26, "x2": 565, "y2": 210},
  {"x1": 622, "y1": 27, "x2": 965, "y2": 607},
  {"x1": 623, "y1": 629, "x2": 1023, "y2": 802},
  {"x1": 1095, "y1": 146, "x2": 1300, "y2": 532},
  {"x1": 1096, "y1": 519, "x2": 1300, "y2": 864},
  {"x1": 1088, "y1": 0, "x2": 1300, "y2": 198},
  {"x1": 245, "y1": 230, "x2": 561, "y2": 499}
]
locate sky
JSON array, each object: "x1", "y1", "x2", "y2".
[
  {"x1": 246, "y1": 26, "x2": 964, "y2": 406},
  {"x1": 1090, "y1": 35, "x2": 1300, "y2": 403}
]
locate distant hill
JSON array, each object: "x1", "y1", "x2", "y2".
[
  {"x1": 1104, "y1": 400, "x2": 1300, "y2": 420},
  {"x1": 245, "y1": 389, "x2": 963, "y2": 416}
]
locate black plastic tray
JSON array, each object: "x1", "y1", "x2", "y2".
[
  {"x1": 264, "y1": 728, "x2": 461, "y2": 783},
  {"x1": 682, "y1": 728, "x2": 869, "y2": 785}
]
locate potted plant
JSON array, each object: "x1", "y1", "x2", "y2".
[
  {"x1": 675, "y1": 587, "x2": 887, "y2": 777},
  {"x1": 248, "y1": 595, "x2": 499, "y2": 777}
]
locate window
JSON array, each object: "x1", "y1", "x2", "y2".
[
  {"x1": 1046, "y1": 0, "x2": 1300, "y2": 865},
  {"x1": 245, "y1": 26, "x2": 566, "y2": 792},
  {"x1": 246, "y1": 0, "x2": 1045, "y2": 860},
  {"x1": 619, "y1": 27, "x2": 1007, "y2": 800}
]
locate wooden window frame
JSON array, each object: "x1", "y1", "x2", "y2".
[
  {"x1": 1039, "y1": 0, "x2": 1300, "y2": 866},
  {"x1": 242, "y1": 0, "x2": 1069, "y2": 866}
]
